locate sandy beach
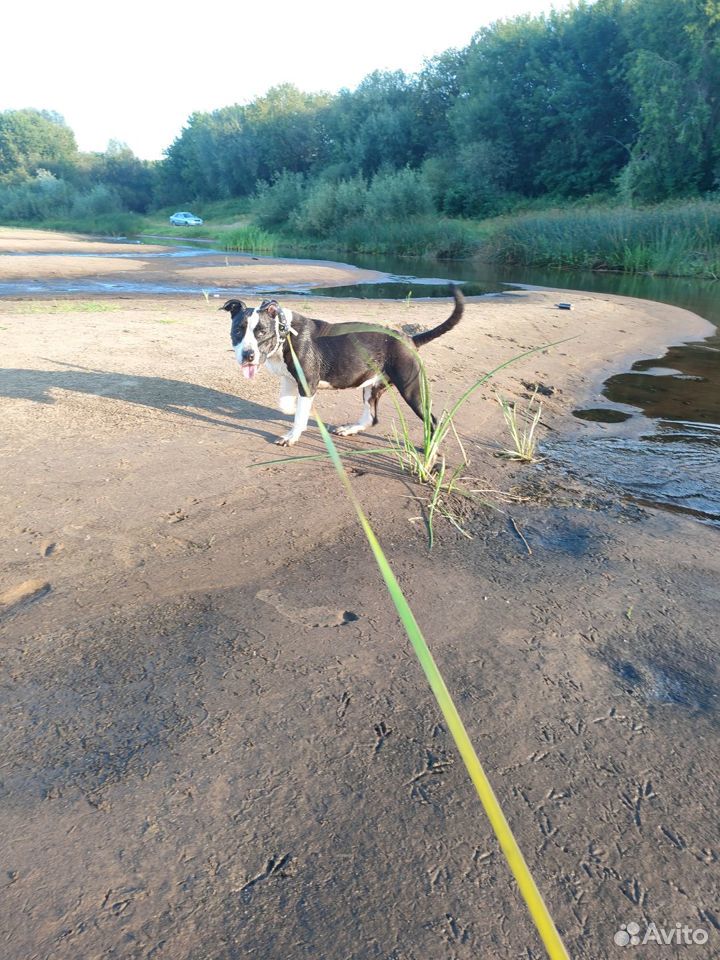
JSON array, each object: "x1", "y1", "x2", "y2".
[{"x1": 1, "y1": 229, "x2": 718, "y2": 960}]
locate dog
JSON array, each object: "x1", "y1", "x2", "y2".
[{"x1": 222, "y1": 285, "x2": 464, "y2": 446}]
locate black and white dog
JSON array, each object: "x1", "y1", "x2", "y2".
[{"x1": 223, "y1": 286, "x2": 464, "y2": 446}]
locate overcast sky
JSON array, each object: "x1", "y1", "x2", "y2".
[{"x1": 2, "y1": 0, "x2": 573, "y2": 160}]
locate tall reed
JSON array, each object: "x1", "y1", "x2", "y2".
[{"x1": 481, "y1": 200, "x2": 720, "y2": 277}]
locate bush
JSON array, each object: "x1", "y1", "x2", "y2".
[
  {"x1": 70, "y1": 183, "x2": 124, "y2": 218},
  {"x1": 291, "y1": 175, "x2": 368, "y2": 235},
  {"x1": 365, "y1": 167, "x2": 435, "y2": 221},
  {"x1": 0, "y1": 170, "x2": 73, "y2": 220},
  {"x1": 0, "y1": 170, "x2": 132, "y2": 233},
  {"x1": 251, "y1": 171, "x2": 306, "y2": 229}
]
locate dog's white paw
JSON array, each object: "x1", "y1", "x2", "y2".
[
  {"x1": 333, "y1": 423, "x2": 364, "y2": 437},
  {"x1": 276, "y1": 431, "x2": 300, "y2": 446}
]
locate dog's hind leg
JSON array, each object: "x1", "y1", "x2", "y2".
[
  {"x1": 333, "y1": 380, "x2": 379, "y2": 436},
  {"x1": 394, "y1": 374, "x2": 437, "y2": 430},
  {"x1": 369, "y1": 382, "x2": 387, "y2": 425}
]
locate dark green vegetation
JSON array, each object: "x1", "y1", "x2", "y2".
[{"x1": 3, "y1": 0, "x2": 720, "y2": 273}]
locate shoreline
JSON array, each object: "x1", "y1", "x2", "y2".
[{"x1": 509, "y1": 283, "x2": 715, "y2": 432}]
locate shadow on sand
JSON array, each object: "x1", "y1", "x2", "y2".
[{"x1": 1, "y1": 362, "x2": 283, "y2": 441}]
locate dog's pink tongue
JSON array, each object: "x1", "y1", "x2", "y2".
[{"x1": 242, "y1": 364, "x2": 258, "y2": 380}]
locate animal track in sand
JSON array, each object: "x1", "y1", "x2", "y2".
[
  {"x1": 40, "y1": 540, "x2": 63, "y2": 558},
  {"x1": 255, "y1": 589, "x2": 359, "y2": 628},
  {"x1": 0, "y1": 579, "x2": 51, "y2": 611}
]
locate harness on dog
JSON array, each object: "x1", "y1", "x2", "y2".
[{"x1": 260, "y1": 299, "x2": 298, "y2": 358}]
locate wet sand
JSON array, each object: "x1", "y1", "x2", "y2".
[
  {"x1": 0, "y1": 227, "x2": 383, "y2": 290},
  {"x1": 0, "y1": 229, "x2": 718, "y2": 960}
]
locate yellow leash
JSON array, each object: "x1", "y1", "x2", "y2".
[{"x1": 286, "y1": 339, "x2": 570, "y2": 959}]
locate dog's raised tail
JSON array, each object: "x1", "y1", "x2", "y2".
[{"x1": 411, "y1": 284, "x2": 464, "y2": 348}]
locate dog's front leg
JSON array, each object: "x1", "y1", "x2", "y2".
[
  {"x1": 277, "y1": 394, "x2": 314, "y2": 446},
  {"x1": 278, "y1": 375, "x2": 298, "y2": 415}
]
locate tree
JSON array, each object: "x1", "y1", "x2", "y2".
[
  {"x1": 0, "y1": 109, "x2": 77, "y2": 182},
  {"x1": 619, "y1": 0, "x2": 720, "y2": 201},
  {"x1": 450, "y1": 2, "x2": 634, "y2": 198}
]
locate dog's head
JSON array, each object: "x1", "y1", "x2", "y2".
[{"x1": 221, "y1": 298, "x2": 283, "y2": 380}]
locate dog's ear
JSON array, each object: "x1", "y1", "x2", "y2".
[
  {"x1": 220, "y1": 299, "x2": 246, "y2": 314},
  {"x1": 260, "y1": 299, "x2": 280, "y2": 319}
]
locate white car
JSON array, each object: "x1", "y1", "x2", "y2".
[{"x1": 169, "y1": 211, "x2": 203, "y2": 226}]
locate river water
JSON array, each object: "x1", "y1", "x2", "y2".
[{"x1": 2, "y1": 242, "x2": 718, "y2": 525}]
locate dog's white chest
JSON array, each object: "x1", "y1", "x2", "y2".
[{"x1": 264, "y1": 357, "x2": 287, "y2": 379}]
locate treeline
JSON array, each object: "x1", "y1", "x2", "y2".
[
  {"x1": 2, "y1": 0, "x2": 720, "y2": 242},
  {"x1": 158, "y1": 0, "x2": 720, "y2": 216},
  {"x1": 0, "y1": 109, "x2": 154, "y2": 230}
]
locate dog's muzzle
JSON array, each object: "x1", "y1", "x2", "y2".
[{"x1": 236, "y1": 345, "x2": 260, "y2": 379}]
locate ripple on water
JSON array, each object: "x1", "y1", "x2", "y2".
[{"x1": 546, "y1": 420, "x2": 720, "y2": 526}]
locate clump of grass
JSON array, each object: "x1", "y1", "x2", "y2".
[
  {"x1": 222, "y1": 225, "x2": 278, "y2": 253},
  {"x1": 382, "y1": 342, "x2": 562, "y2": 544},
  {"x1": 495, "y1": 390, "x2": 544, "y2": 462},
  {"x1": 14, "y1": 301, "x2": 121, "y2": 313}
]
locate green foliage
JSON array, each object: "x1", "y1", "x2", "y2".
[
  {"x1": 480, "y1": 201, "x2": 720, "y2": 277},
  {"x1": 157, "y1": 85, "x2": 332, "y2": 204},
  {"x1": 0, "y1": 109, "x2": 78, "y2": 182},
  {"x1": 291, "y1": 175, "x2": 368, "y2": 235},
  {"x1": 496, "y1": 391, "x2": 543, "y2": 462},
  {"x1": 619, "y1": 0, "x2": 720, "y2": 202},
  {"x1": 336, "y1": 216, "x2": 479, "y2": 258},
  {"x1": 221, "y1": 225, "x2": 278, "y2": 253},
  {"x1": 365, "y1": 167, "x2": 434, "y2": 221},
  {"x1": 0, "y1": 168, "x2": 141, "y2": 236},
  {"x1": 251, "y1": 171, "x2": 306, "y2": 228},
  {"x1": 0, "y1": 170, "x2": 73, "y2": 219},
  {"x1": 5, "y1": 0, "x2": 720, "y2": 254}
]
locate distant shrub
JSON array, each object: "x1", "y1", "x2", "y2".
[
  {"x1": 251, "y1": 171, "x2": 306, "y2": 228},
  {"x1": 0, "y1": 170, "x2": 73, "y2": 220},
  {"x1": 365, "y1": 167, "x2": 435, "y2": 221},
  {"x1": 291, "y1": 175, "x2": 368, "y2": 235},
  {"x1": 0, "y1": 170, "x2": 131, "y2": 233},
  {"x1": 70, "y1": 183, "x2": 124, "y2": 218},
  {"x1": 424, "y1": 143, "x2": 516, "y2": 218}
]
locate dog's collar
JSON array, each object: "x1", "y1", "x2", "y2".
[{"x1": 267, "y1": 307, "x2": 298, "y2": 357}]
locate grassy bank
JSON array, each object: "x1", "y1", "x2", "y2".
[
  {"x1": 477, "y1": 201, "x2": 720, "y2": 278},
  {"x1": 234, "y1": 198, "x2": 720, "y2": 275},
  {"x1": 8, "y1": 198, "x2": 720, "y2": 279}
]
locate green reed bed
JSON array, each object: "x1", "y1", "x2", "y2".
[
  {"x1": 481, "y1": 201, "x2": 720, "y2": 278},
  {"x1": 221, "y1": 225, "x2": 279, "y2": 254}
]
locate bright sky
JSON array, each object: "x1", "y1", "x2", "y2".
[{"x1": 2, "y1": 0, "x2": 573, "y2": 161}]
